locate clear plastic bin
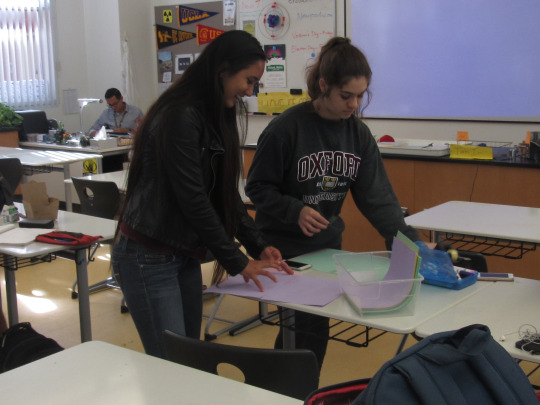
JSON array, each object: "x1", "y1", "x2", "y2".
[{"x1": 333, "y1": 252, "x2": 423, "y2": 316}]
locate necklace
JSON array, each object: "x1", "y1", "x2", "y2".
[{"x1": 114, "y1": 108, "x2": 127, "y2": 129}]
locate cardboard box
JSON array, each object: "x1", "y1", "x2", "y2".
[{"x1": 21, "y1": 181, "x2": 59, "y2": 220}]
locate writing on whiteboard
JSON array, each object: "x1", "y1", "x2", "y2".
[
  {"x1": 292, "y1": 30, "x2": 334, "y2": 40},
  {"x1": 296, "y1": 11, "x2": 334, "y2": 20}
]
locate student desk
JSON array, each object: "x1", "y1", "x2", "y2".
[
  {"x1": 64, "y1": 169, "x2": 128, "y2": 194},
  {"x1": 415, "y1": 277, "x2": 540, "y2": 363},
  {"x1": 0, "y1": 341, "x2": 303, "y2": 405},
  {"x1": 20, "y1": 140, "x2": 131, "y2": 158},
  {"x1": 222, "y1": 248, "x2": 493, "y2": 352},
  {"x1": 404, "y1": 200, "x2": 540, "y2": 260},
  {"x1": 20, "y1": 140, "x2": 131, "y2": 173},
  {"x1": 0, "y1": 203, "x2": 116, "y2": 342},
  {"x1": 0, "y1": 147, "x2": 103, "y2": 211}
]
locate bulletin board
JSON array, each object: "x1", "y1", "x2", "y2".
[
  {"x1": 154, "y1": 2, "x2": 234, "y2": 94},
  {"x1": 238, "y1": 0, "x2": 336, "y2": 113},
  {"x1": 238, "y1": 0, "x2": 336, "y2": 90}
]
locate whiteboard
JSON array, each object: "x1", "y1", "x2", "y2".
[
  {"x1": 349, "y1": 1, "x2": 540, "y2": 122},
  {"x1": 238, "y1": 0, "x2": 336, "y2": 92}
]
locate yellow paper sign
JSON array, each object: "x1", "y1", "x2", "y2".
[
  {"x1": 257, "y1": 92, "x2": 310, "y2": 115},
  {"x1": 163, "y1": 10, "x2": 173, "y2": 24},
  {"x1": 457, "y1": 131, "x2": 469, "y2": 142},
  {"x1": 83, "y1": 159, "x2": 98, "y2": 174},
  {"x1": 450, "y1": 144, "x2": 493, "y2": 160}
]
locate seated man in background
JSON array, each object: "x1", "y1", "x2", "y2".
[{"x1": 88, "y1": 88, "x2": 143, "y2": 137}]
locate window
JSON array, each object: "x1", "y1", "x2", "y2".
[{"x1": 0, "y1": 0, "x2": 56, "y2": 108}]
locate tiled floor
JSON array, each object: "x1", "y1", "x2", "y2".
[{"x1": 1, "y1": 245, "x2": 539, "y2": 390}]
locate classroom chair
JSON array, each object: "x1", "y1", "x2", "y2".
[
  {"x1": 15, "y1": 110, "x2": 50, "y2": 142},
  {"x1": 162, "y1": 329, "x2": 320, "y2": 400},
  {"x1": 0, "y1": 158, "x2": 23, "y2": 202},
  {"x1": 69, "y1": 177, "x2": 127, "y2": 313}
]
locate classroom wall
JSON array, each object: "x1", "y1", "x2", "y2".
[
  {"x1": 39, "y1": 0, "x2": 540, "y2": 144},
  {"x1": 243, "y1": 0, "x2": 540, "y2": 145},
  {"x1": 343, "y1": 0, "x2": 540, "y2": 144},
  {"x1": 37, "y1": 0, "x2": 155, "y2": 134}
]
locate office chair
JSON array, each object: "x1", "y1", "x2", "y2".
[
  {"x1": 70, "y1": 177, "x2": 127, "y2": 313},
  {"x1": 15, "y1": 110, "x2": 50, "y2": 142},
  {"x1": 163, "y1": 330, "x2": 320, "y2": 400}
]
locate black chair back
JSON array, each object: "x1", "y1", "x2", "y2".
[
  {"x1": 0, "y1": 158, "x2": 23, "y2": 209},
  {"x1": 15, "y1": 110, "x2": 49, "y2": 141},
  {"x1": 71, "y1": 177, "x2": 120, "y2": 220},
  {"x1": 163, "y1": 329, "x2": 319, "y2": 400}
]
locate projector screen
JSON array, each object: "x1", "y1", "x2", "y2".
[{"x1": 350, "y1": 1, "x2": 540, "y2": 122}]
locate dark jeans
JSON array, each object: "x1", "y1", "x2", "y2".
[
  {"x1": 274, "y1": 310, "x2": 330, "y2": 371},
  {"x1": 111, "y1": 234, "x2": 202, "y2": 359}
]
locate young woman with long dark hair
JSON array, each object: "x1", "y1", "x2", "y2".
[{"x1": 112, "y1": 30, "x2": 292, "y2": 359}]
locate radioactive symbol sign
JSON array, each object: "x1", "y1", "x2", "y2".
[
  {"x1": 163, "y1": 9, "x2": 173, "y2": 24},
  {"x1": 83, "y1": 159, "x2": 98, "y2": 174}
]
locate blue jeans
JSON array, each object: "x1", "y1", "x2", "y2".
[{"x1": 112, "y1": 234, "x2": 202, "y2": 359}]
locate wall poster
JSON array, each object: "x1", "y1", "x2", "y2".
[{"x1": 154, "y1": 2, "x2": 233, "y2": 93}]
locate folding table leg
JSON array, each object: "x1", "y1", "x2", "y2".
[
  {"x1": 4, "y1": 256, "x2": 18, "y2": 326},
  {"x1": 75, "y1": 248, "x2": 92, "y2": 342}
]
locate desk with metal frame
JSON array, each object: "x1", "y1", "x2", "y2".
[
  {"x1": 222, "y1": 248, "x2": 494, "y2": 352},
  {"x1": 20, "y1": 140, "x2": 131, "y2": 157},
  {"x1": 64, "y1": 169, "x2": 128, "y2": 191},
  {"x1": 414, "y1": 277, "x2": 540, "y2": 364},
  {"x1": 0, "y1": 203, "x2": 116, "y2": 342},
  {"x1": 404, "y1": 201, "x2": 540, "y2": 260},
  {"x1": 0, "y1": 147, "x2": 103, "y2": 211}
]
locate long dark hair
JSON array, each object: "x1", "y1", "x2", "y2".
[
  {"x1": 121, "y1": 30, "x2": 265, "y2": 283},
  {"x1": 306, "y1": 37, "x2": 372, "y2": 114}
]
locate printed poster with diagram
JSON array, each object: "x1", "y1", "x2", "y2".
[
  {"x1": 238, "y1": 0, "x2": 336, "y2": 92},
  {"x1": 262, "y1": 44, "x2": 286, "y2": 88},
  {"x1": 154, "y1": 2, "x2": 233, "y2": 92}
]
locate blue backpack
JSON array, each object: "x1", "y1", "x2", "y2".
[{"x1": 355, "y1": 324, "x2": 538, "y2": 404}]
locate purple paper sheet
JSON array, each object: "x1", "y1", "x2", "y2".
[
  {"x1": 205, "y1": 273, "x2": 341, "y2": 307},
  {"x1": 338, "y1": 237, "x2": 420, "y2": 311}
]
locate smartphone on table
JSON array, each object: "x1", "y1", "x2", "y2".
[
  {"x1": 477, "y1": 272, "x2": 514, "y2": 281},
  {"x1": 283, "y1": 260, "x2": 312, "y2": 271}
]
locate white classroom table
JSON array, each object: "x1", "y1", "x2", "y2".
[
  {"x1": 20, "y1": 140, "x2": 131, "y2": 157},
  {"x1": 0, "y1": 203, "x2": 116, "y2": 342},
  {"x1": 405, "y1": 200, "x2": 540, "y2": 245},
  {"x1": 0, "y1": 341, "x2": 303, "y2": 405},
  {"x1": 65, "y1": 171, "x2": 253, "y2": 206},
  {"x1": 64, "y1": 169, "x2": 128, "y2": 192},
  {"x1": 0, "y1": 146, "x2": 103, "y2": 211},
  {"x1": 415, "y1": 277, "x2": 540, "y2": 363},
  {"x1": 236, "y1": 249, "x2": 494, "y2": 352}
]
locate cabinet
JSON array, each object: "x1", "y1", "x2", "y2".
[
  {"x1": 243, "y1": 148, "x2": 540, "y2": 280},
  {"x1": 0, "y1": 129, "x2": 19, "y2": 147}
]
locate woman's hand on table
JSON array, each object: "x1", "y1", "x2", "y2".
[{"x1": 240, "y1": 246, "x2": 294, "y2": 292}]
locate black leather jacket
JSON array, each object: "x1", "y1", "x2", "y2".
[{"x1": 122, "y1": 105, "x2": 268, "y2": 276}]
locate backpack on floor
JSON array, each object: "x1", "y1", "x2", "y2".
[
  {"x1": 0, "y1": 322, "x2": 64, "y2": 373},
  {"x1": 355, "y1": 324, "x2": 538, "y2": 405}
]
